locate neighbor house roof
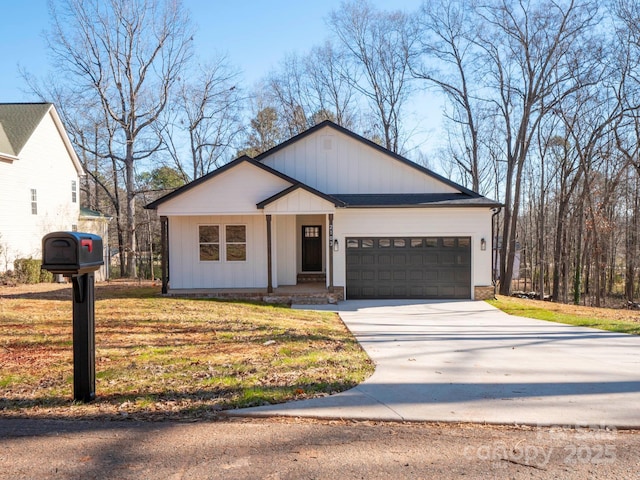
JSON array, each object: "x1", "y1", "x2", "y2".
[
  {"x1": 80, "y1": 207, "x2": 113, "y2": 220},
  {"x1": 0, "y1": 103, "x2": 84, "y2": 174},
  {"x1": 0, "y1": 103, "x2": 52, "y2": 156}
]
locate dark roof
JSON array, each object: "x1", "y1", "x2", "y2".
[
  {"x1": 145, "y1": 155, "x2": 300, "y2": 209},
  {"x1": 257, "y1": 184, "x2": 346, "y2": 209},
  {"x1": 255, "y1": 120, "x2": 480, "y2": 198},
  {"x1": 0, "y1": 103, "x2": 52, "y2": 156},
  {"x1": 331, "y1": 193, "x2": 502, "y2": 208}
]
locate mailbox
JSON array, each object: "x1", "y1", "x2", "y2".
[{"x1": 42, "y1": 232, "x2": 104, "y2": 275}]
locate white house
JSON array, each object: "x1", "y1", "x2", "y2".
[
  {"x1": 0, "y1": 103, "x2": 84, "y2": 272},
  {"x1": 146, "y1": 121, "x2": 501, "y2": 300}
]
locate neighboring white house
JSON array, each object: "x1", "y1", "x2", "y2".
[
  {"x1": 146, "y1": 121, "x2": 501, "y2": 300},
  {"x1": 0, "y1": 103, "x2": 84, "y2": 272}
]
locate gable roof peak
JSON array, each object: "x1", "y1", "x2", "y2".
[
  {"x1": 257, "y1": 120, "x2": 480, "y2": 197},
  {"x1": 0, "y1": 103, "x2": 53, "y2": 156}
]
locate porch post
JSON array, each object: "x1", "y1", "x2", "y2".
[
  {"x1": 160, "y1": 216, "x2": 169, "y2": 294},
  {"x1": 328, "y1": 213, "x2": 334, "y2": 293},
  {"x1": 266, "y1": 214, "x2": 273, "y2": 294}
]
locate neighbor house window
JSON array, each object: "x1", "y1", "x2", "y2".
[
  {"x1": 30, "y1": 189, "x2": 37, "y2": 215},
  {"x1": 71, "y1": 180, "x2": 77, "y2": 203},
  {"x1": 225, "y1": 225, "x2": 246, "y2": 261},
  {"x1": 71, "y1": 224, "x2": 78, "y2": 232},
  {"x1": 199, "y1": 225, "x2": 219, "y2": 261}
]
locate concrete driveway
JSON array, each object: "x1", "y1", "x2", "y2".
[{"x1": 228, "y1": 300, "x2": 640, "y2": 428}]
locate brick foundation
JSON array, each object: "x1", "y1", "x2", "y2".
[{"x1": 474, "y1": 285, "x2": 496, "y2": 301}]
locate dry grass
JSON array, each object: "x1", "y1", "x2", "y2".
[
  {"x1": 0, "y1": 280, "x2": 373, "y2": 420},
  {"x1": 488, "y1": 295, "x2": 640, "y2": 335}
]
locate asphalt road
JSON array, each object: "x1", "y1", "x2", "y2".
[{"x1": 1, "y1": 417, "x2": 639, "y2": 479}]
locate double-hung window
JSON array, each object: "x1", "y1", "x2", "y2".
[
  {"x1": 225, "y1": 225, "x2": 246, "y2": 261},
  {"x1": 30, "y1": 189, "x2": 38, "y2": 215},
  {"x1": 198, "y1": 224, "x2": 246, "y2": 262},
  {"x1": 199, "y1": 225, "x2": 220, "y2": 261}
]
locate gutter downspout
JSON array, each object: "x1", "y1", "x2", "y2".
[{"x1": 491, "y1": 207, "x2": 502, "y2": 293}]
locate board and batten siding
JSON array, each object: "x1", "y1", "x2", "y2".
[
  {"x1": 275, "y1": 215, "x2": 296, "y2": 285},
  {"x1": 260, "y1": 126, "x2": 458, "y2": 195},
  {"x1": 156, "y1": 161, "x2": 292, "y2": 216},
  {"x1": 262, "y1": 188, "x2": 335, "y2": 214},
  {"x1": 331, "y1": 208, "x2": 494, "y2": 298},
  {"x1": 0, "y1": 110, "x2": 80, "y2": 270},
  {"x1": 168, "y1": 215, "x2": 268, "y2": 289}
]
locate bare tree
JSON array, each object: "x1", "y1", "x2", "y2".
[
  {"x1": 414, "y1": 0, "x2": 488, "y2": 193},
  {"x1": 162, "y1": 56, "x2": 244, "y2": 181},
  {"x1": 306, "y1": 42, "x2": 358, "y2": 128},
  {"x1": 329, "y1": 0, "x2": 419, "y2": 153},
  {"x1": 473, "y1": 0, "x2": 601, "y2": 295},
  {"x1": 46, "y1": 0, "x2": 193, "y2": 277}
]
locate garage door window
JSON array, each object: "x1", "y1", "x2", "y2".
[
  {"x1": 443, "y1": 238, "x2": 456, "y2": 247},
  {"x1": 362, "y1": 239, "x2": 374, "y2": 248},
  {"x1": 347, "y1": 239, "x2": 359, "y2": 249},
  {"x1": 394, "y1": 239, "x2": 406, "y2": 248},
  {"x1": 426, "y1": 238, "x2": 437, "y2": 248},
  {"x1": 379, "y1": 238, "x2": 391, "y2": 248},
  {"x1": 411, "y1": 238, "x2": 423, "y2": 248}
]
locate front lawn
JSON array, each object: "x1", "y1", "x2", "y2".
[
  {"x1": 0, "y1": 281, "x2": 373, "y2": 420},
  {"x1": 488, "y1": 295, "x2": 640, "y2": 335}
]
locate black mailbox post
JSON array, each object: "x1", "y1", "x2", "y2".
[{"x1": 42, "y1": 232, "x2": 104, "y2": 403}]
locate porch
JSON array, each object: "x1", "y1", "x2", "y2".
[{"x1": 165, "y1": 282, "x2": 344, "y2": 305}]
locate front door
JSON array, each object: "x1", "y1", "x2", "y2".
[{"x1": 302, "y1": 225, "x2": 322, "y2": 271}]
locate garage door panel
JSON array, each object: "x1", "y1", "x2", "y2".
[
  {"x1": 346, "y1": 236, "x2": 471, "y2": 299},
  {"x1": 361, "y1": 255, "x2": 375, "y2": 265},
  {"x1": 378, "y1": 255, "x2": 391, "y2": 265},
  {"x1": 393, "y1": 286, "x2": 408, "y2": 296},
  {"x1": 409, "y1": 270, "x2": 423, "y2": 281},
  {"x1": 439, "y1": 270, "x2": 454, "y2": 282},
  {"x1": 393, "y1": 255, "x2": 406, "y2": 265},
  {"x1": 409, "y1": 254, "x2": 423, "y2": 265},
  {"x1": 424, "y1": 254, "x2": 439, "y2": 265},
  {"x1": 393, "y1": 271, "x2": 406, "y2": 281},
  {"x1": 361, "y1": 271, "x2": 375, "y2": 281},
  {"x1": 425, "y1": 286, "x2": 439, "y2": 296},
  {"x1": 378, "y1": 270, "x2": 392, "y2": 280}
]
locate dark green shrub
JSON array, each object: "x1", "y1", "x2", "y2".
[{"x1": 13, "y1": 258, "x2": 53, "y2": 284}]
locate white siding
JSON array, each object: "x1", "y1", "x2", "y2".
[
  {"x1": 275, "y1": 215, "x2": 296, "y2": 285},
  {"x1": 0, "y1": 110, "x2": 80, "y2": 271},
  {"x1": 263, "y1": 188, "x2": 335, "y2": 214},
  {"x1": 168, "y1": 215, "x2": 267, "y2": 289},
  {"x1": 261, "y1": 126, "x2": 458, "y2": 195},
  {"x1": 157, "y1": 161, "x2": 292, "y2": 216},
  {"x1": 332, "y1": 208, "x2": 494, "y2": 298}
]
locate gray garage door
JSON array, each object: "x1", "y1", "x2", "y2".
[{"x1": 346, "y1": 237, "x2": 471, "y2": 299}]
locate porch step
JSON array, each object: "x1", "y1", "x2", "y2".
[{"x1": 297, "y1": 273, "x2": 326, "y2": 283}]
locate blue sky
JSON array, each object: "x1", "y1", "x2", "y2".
[
  {"x1": 1, "y1": 0, "x2": 424, "y2": 99},
  {"x1": 0, "y1": 0, "x2": 440, "y2": 160}
]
